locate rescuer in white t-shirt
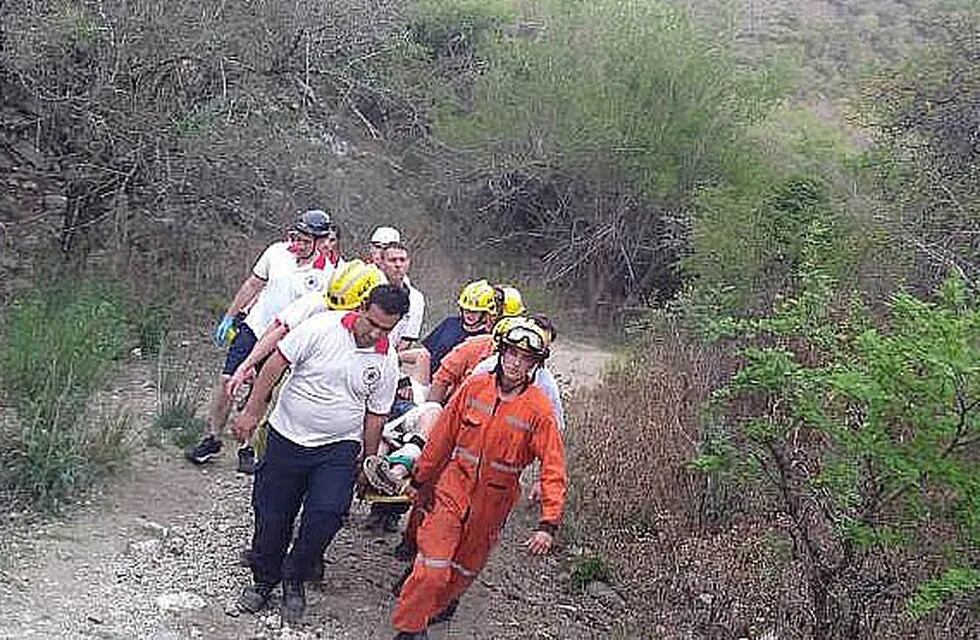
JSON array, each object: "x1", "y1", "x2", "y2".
[
  {"x1": 230, "y1": 283, "x2": 410, "y2": 625},
  {"x1": 185, "y1": 210, "x2": 339, "y2": 470}
]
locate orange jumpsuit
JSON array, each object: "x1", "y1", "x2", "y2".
[
  {"x1": 432, "y1": 334, "x2": 494, "y2": 392},
  {"x1": 392, "y1": 372, "x2": 567, "y2": 633},
  {"x1": 400, "y1": 334, "x2": 495, "y2": 553}
]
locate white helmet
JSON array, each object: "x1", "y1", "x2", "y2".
[{"x1": 370, "y1": 226, "x2": 401, "y2": 246}]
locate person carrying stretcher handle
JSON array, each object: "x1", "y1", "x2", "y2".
[{"x1": 390, "y1": 316, "x2": 567, "y2": 640}]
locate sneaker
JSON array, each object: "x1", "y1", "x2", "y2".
[
  {"x1": 281, "y1": 580, "x2": 305, "y2": 624},
  {"x1": 237, "y1": 445, "x2": 256, "y2": 475},
  {"x1": 431, "y1": 598, "x2": 459, "y2": 624},
  {"x1": 237, "y1": 581, "x2": 274, "y2": 613},
  {"x1": 185, "y1": 435, "x2": 222, "y2": 464},
  {"x1": 393, "y1": 631, "x2": 428, "y2": 639},
  {"x1": 362, "y1": 455, "x2": 404, "y2": 496}
]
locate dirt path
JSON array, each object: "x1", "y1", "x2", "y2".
[{"x1": 0, "y1": 341, "x2": 618, "y2": 640}]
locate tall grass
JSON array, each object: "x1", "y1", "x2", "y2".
[
  {"x1": 151, "y1": 345, "x2": 206, "y2": 449},
  {"x1": 0, "y1": 281, "x2": 132, "y2": 511}
]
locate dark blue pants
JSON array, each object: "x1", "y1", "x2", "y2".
[{"x1": 251, "y1": 426, "x2": 360, "y2": 584}]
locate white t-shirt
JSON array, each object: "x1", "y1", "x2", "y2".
[
  {"x1": 390, "y1": 283, "x2": 425, "y2": 346},
  {"x1": 272, "y1": 311, "x2": 399, "y2": 447},
  {"x1": 276, "y1": 291, "x2": 328, "y2": 331},
  {"x1": 244, "y1": 243, "x2": 334, "y2": 336},
  {"x1": 472, "y1": 355, "x2": 566, "y2": 431}
]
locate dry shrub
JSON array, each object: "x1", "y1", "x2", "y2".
[
  {"x1": 566, "y1": 320, "x2": 730, "y2": 535},
  {"x1": 563, "y1": 324, "x2": 825, "y2": 637}
]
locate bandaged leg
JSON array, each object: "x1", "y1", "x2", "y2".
[{"x1": 364, "y1": 402, "x2": 441, "y2": 495}]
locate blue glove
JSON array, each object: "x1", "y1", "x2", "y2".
[{"x1": 213, "y1": 315, "x2": 235, "y2": 348}]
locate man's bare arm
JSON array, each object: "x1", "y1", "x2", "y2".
[
  {"x1": 226, "y1": 275, "x2": 266, "y2": 318},
  {"x1": 362, "y1": 411, "x2": 386, "y2": 459}
]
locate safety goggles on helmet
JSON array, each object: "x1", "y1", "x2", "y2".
[{"x1": 496, "y1": 317, "x2": 551, "y2": 359}]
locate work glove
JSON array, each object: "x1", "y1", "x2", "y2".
[{"x1": 213, "y1": 314, "x2": 235, "y2": 348}]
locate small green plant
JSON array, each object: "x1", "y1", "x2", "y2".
[
  {"x1": 408, "y1": 0, "x2": 514, "y2": 57},
  {"x1": 152, "y1": 349, "x2": 206, "y2": 449},
  {"x1": 907, "y1": 567, "x2": 980, "y2": 619},
  {"x1": 569, "y1": 554, "x2": 614, "y2": 592},
  {"x1": 128, "y1": 300, "x2": 171, "y2": 357}
]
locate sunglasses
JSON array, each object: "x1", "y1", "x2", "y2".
[{"x1": 287, "y1": 231, "x2": 315, "y2": 244}]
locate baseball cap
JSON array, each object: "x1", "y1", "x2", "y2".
[{"x1": 370, "y1": 226, "x2": 401, "y2": 245}]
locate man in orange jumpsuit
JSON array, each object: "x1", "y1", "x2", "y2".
[{"x1": 390, "y1": 316, "x2": 567, "y2": 639}]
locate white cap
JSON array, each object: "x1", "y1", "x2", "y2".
[{"x1": 370, "y1": 226, "x2": 401, "y2": 245}]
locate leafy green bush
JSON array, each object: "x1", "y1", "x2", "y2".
[
  {"x1": 429, "y1": 0, "x2": 786, "y2": 308},
  {"x1": 697, "y1": 267, "x2": 980, "y2": 637},
  {"x1": 0, "y1": 281, "x2": 131, "y2": 511}
]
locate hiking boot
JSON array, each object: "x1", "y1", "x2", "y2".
[
  {"x1": 237, "y1": 445, "x2": 256, "y2": 475},
  {"x1": 185, "y1": 435, "x2": 222, "y2": 464},
  {"x1": 393, "y1": 631, "x2": 428, "y2": 639},
  {"x1": 431, "y1": 598, "x2": 459, "y2": 624},
  {"x1": 281, "y1": 580, "x2": 305, "y2": 624},
  {"x1": 237, "y1": 581, "x2": 274, "y2": 613}
]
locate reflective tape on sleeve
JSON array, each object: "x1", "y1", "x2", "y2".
[
  {"x1": 504, "y1": 414, "x2": 532, "y2": 432},
  {"x1": 489, "y1": 460, "x2": 522, "y2": 475},
  {"x1": 451, "y1": 446, "x2": 481, "y2": 465}
]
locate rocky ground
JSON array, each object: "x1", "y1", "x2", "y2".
[{"x1": 0, "y1": 341, "x2": 622, "y2": 640}]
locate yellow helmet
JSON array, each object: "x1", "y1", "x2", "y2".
[
  {"x1": 457, "y1": 279, "x2": 496, "y2": 314},
  {"x1": 499, "y1": 286, "x2": 526, "y2": 316},
  {"x1": 325, "y1": 259, "x2": 387, "y2": 310},
  {"x1": 494, "y1": 316, "x2": 552, "y2": 360},
  {"x1": 491, "y1": 315, "x2": 520, "y2": 343}
]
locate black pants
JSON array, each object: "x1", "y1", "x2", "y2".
[{"x1": 251, "y1": 426, "x2": 359, "y2": 584}]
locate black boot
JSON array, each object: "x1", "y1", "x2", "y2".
[
  {"x1": 237, "y1": 581, "x2": 274, "y2": 613},
  {"x1": 393, "y1": 631, "x2": 428, "y2": 639},
  {"x1": 281, "y1": 580, "x2": 306, "y2": 624}
]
